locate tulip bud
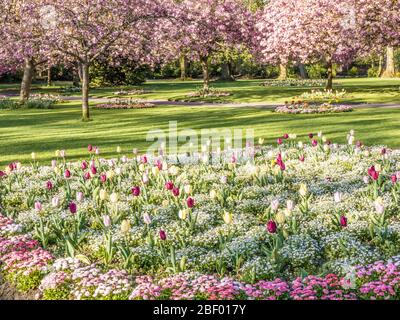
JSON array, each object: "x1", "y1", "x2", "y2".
[
  {"x1": 103, "y1": 215, "x2": 111, "y2": 227},
  {"x1": 172, "y1": 187, "x2": 180, "y2": 197},
  {"x1": 31, "y1": 152, "x2": 36, "y2": 160},
  {"x1": 46, "y1": 181, "x2": 53, "y2": 190},
  {"x1": 34, "y1": 201, "x2": 42, "y2": 212},
  {"x1": 76, "y1": 192, "x2": 84, "y2": 202},
  {"x1": 299, "y1": 184, "x2": 308, "y2": 197},
  {"x1": 64, "y1": 169, "x2": 71, "y2": 179},
  {"x1": 178, "y1": 209, "x2": 188, "y2": 220},
  {"x1": 223, "y1": 211, "x2": 233, "y2": 224},
  {"x1": 334, "y1": 192, "x2": 343, "y2": 203},
  {"x1": 51, "y1": 197, "x2": 59, "y2": 207},
  {"x1": 143, "y1": 213, "x2": 152, "y2": 225},
  {"x1": 116, "y1": 146, "x2": 121, "y2": 153},
  {"x1": 271, "y1": 199, "x2": 279, "y2": 211},
  {"x1": 99, "y1": 189, "x2": 108, "y2": 201},
  {"x1": 276, "y1": 212, "x2": 286, "y2": 224},
  {"x1": 165, "y1": 181, "x2": 174, "y2": 190},
  {"x1": 121, "y1": 220, "x2": 131, "y2": 234},
  {"x1": 110, "y1": 193, "x2": 119, "y2": 204}
]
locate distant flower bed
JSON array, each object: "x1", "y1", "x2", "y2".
[
  {"x1": 113, "y1": 89, "x2": 153, "y2": 96},
  {"x1": 30, "y1": 93, "x2": 65, "y2": 103},
  {"x1": 261, "y1": 79, "x2": 327, "y2": 87},
  {"x1": 275, "y1": 101, "x2": 353, "y2": 114},
  {"x1": 186, "y1": 87, "x2": 231, "y2": 98},
  {"x1": 59, "y1": 86, "x2": 81, "y2": 94},
  {"x1": 170, "y1": 87, "x2": 232, "y2": 103},
  {"x1": 0, "y1": 95, "x2": 58, "y2": 110},
  {"x1": 298, "y1": 89, "x2": 348, "y2": 103},
  {"x1": 94, "y1": 99, "x2": 155, "y2": 109}
]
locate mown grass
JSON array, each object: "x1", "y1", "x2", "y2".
[{"x1": 1, "y1": 99, "x2": 400, "y2": 166}]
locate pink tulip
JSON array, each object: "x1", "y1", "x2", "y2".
[
  {"x1": 64, "y1": 169, "x2": 71, "y2": 178},
  {"x1": 88, "y1": 144, "x2": 93, "y2": 152},
  {"x1": 34, "y1": 202, "x2": 42, "y2": 212},
  {"x1": 103, "y1": 215, "x2": 111, "y2": 227},
  {"x1": 76, "y1": 192, "x2": 84, "y2": 202},
  {"x1": 381, "y1": 148, "x2": 387, "y2": 155},
  {"x1": 391, "y1": 175, "x2": 397, "y2": 184},
  {"x1": 91, "y1": 166, "x2": 97, "y2": 175},
  {"x1": 81, "y1": 161, "x2": 88, "y2": 170},
  {"x1": 283, "y1": 133, "x2": 289, "y2": 139},
  {"x1": 0, "y1": 171, "x2": 5, "y2": 178},
  {"x1": 100, "y1": 174, "x2": 107, "y2": 183},
  {"x1": 311, "y1": 139, "x2": 318, "y2": 147},
  {"x1": 277, "y1": 138, "x2": 283, "y2": 145},
  {"x1": 51, "y1": 160, "x2": 57, "y2": 168},
  {"x1": 84, "y1": 172, "x2": 91, "y2": 180},
  {"x1": 299, "y1": 155, "x2": 305, "y2": 162}
]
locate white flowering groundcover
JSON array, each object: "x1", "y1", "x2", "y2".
[{"x1": 1, "y1": 131, "x2": 400, "y2": 300}]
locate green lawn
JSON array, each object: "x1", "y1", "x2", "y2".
[
  {"x1": 1, "y1": 100, "x2": 400, "y2": 166},
  {"x1": 1, "y1": 78, "x2": 400, "y2": 104}
]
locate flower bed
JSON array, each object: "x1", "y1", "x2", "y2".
[
  {"x1": 113, "y1": 89, "x2": 153, "y2": 96},
  {"x1": 261, "y1": 79, "x2": 327, "y2": 87},
  {"x1": 1, "y1": 131, "x2": 400, "y2": 299},
  {"x1": 94, "y1": 99, "x2": 155, "y2": 109},
  {"x1": 169, "y1": 87, "x2": 232, "y2": 103},
  {"x1": 275, "y1": 101, "x2": 353, "y2": 114}
]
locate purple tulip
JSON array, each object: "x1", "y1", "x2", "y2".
[{"x1": 308, "y1": 133, "x2": 314, "y2": 139}]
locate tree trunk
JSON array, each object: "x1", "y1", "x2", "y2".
[
  {"x1": 220, "y1": 62, "x2": 235, "y2": 81},
  {"x1": 326, "y1": 60, "x2": 334, "y2": 90},
  {"x1": 180, "y1": 54, "x2": 188, "y2": 80},
  {"x1": 381, "y1": 46, "x2": 396, "y2": 78},
  {"x1": 377, "y1": 54, "x2": 384, "y2": 77},
  {"x1": 81, "y1": 62, "x2": 90, "y2": 121},
  {"x1": 47, "y1": 67, "x2": 52, "y2": 86},
  {"x1": 20, "y1": 58, "x2": 35, "y2": 102},
  {"x1": 277, "y1": 64, "x2": 287, "y2": 80},
  {"x1": 200, "y1": 56, "x2": 210, "y2": 91},
  {"x1": 298, "y1": 63, "x2": 308, "y2": 79}
]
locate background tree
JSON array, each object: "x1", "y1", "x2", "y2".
[
  {"x1": 41, "y1": 0, "x2": 177, "y2": 121},
  {"x1": 256, "y1": 0, "x2": 360, "y2": 89},
  {"x1": 173, "y1": 0, "x2": 254, "y2": 91}
]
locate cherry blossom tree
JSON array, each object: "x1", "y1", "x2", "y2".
[
  {"x1": 39, "y1": 0, "x2": 177, "y2": 121},
  {"x1": 0, "y1": 0, "x2": 54, "y2": 101},
  {"x1": 356, "y1": 0, "x2": 400, "y2": 77},
  {"x1": 256, "y1": 0, "x2": 360, "y2": 89},
  {"x1": 173, "y1": 0, "x2": 254, "y2": 91}
]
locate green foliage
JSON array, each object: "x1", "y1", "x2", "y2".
[
  {"x1": 42, "y1": 286, "x2": 71, "y2": 300},
  {"x1": 90, "y1": 59, "x2": 150, "y2": 86},
  {"x1": 24, "y1": 99, "x2": 55, "y2": 109},
  {"x1": 6, "y1": 270, "x2": 43, "y2": 292},
  {"x1": 0, "y1": 98, "x2": 21, "y2": 110}
]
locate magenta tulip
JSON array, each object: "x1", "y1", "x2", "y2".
[
  {"x1": 69, "y1": 202, "x2": 77, "y2": 214},
  {"x1": 312, "y1": 140, "x2": 318, "y2": 147},
  {"x1": 159, "y1": 230, "x2": 167, "y2": 241},
  {"x1": 172, "y1": 187, "x2": 180, "y2": 197},
  {"x1": 88, "y1": 144, "x2": 93, "y2": 152},
  {"x1": 277, "y1": 138, "x2": 283, "y2": 145},
  {"x1": 187, "y1": 197, "x2": 195, "y2": 208},
  {"x1": 283, "y1": 133, "x2": 289, "y2": 139},
  {"x1": 308, "y1": 133, "x2": 314, "y2": 139},
  {"x1": 46, "y1": 181, "x2": 53, "y2": 190},
  {"x1": 81, "y1": 161, "x2": 88, "y2": 170},
  {"x1": 266, "y1": 220, "x2": 277, "y2": 234},
  {"x1": 165, "y1": 181, "x2": 174, "y2": 190},
  {"x1": 84, "y1": 172, "x2": 91, "y2": 180},
  {"x1": 340, "y1": 216, "x2": 347, "y2": 227},
  {"x1": 132, "y1": 186, "x2": 141, "y2": 196},
  {"x1": 100, "y1": 174, "x2": 107, "y2": 183},
  {"x1": 391, "y1": 175, "x2": 397, "y2": 184},
  {"x1": 64, "y1": 169, "x2": 71, "y2": 178},
  {"x1": 91, "y1": 166, "x2": 97, "y2": 175}
]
